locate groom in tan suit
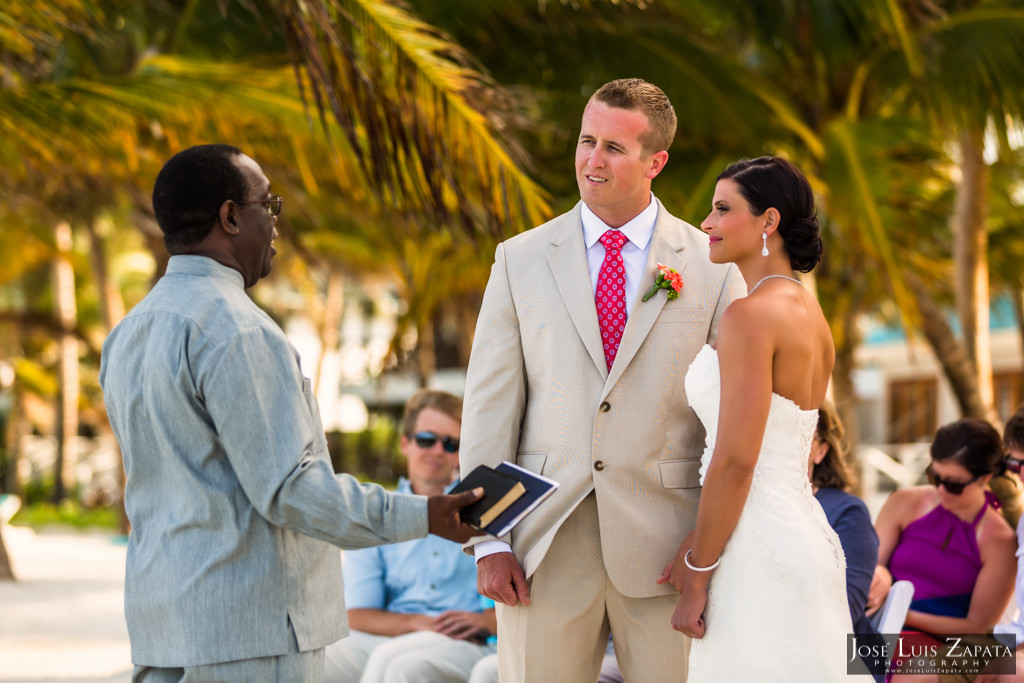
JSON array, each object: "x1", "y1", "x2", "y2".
[{"x1": 460, "y1": 79, "x2": 745, "y2": 682}]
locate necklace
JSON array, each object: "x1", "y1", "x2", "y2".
[{"x1": 748, "y1": 274, "x2": 802, "y2": 295}]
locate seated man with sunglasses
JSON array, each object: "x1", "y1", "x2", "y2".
[
  {"x1": 324, "y1": 390, "x2": 497, "y2": 683},
  {"x1": 980, "y1": 406, "x2": 1024, "y2": 682}
]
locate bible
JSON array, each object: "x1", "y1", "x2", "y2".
[
  {"x1": 451, "y1": 461, "x2": 559, "y2": 537},
  {"x1": 450, "y1": 465, "x2": 526, "y2": 530}
]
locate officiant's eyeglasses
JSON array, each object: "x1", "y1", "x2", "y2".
[
  {"x1": 924, "y1": 466, "x2": 981, "y2": 495},
  {"x1": 409, "y1": 431, "x2": 460, "y2": 453},
  {"x1": 234, "y1": 195, "x2": 283, "y2": 216}
]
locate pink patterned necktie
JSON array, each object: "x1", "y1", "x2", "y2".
[{"x1": 596, "y1": 230, "x2": 628, "y2": 370}]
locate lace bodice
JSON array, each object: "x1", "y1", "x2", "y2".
[{"x1": 685, "y1": 344, "x2": 819, "y2": 486}]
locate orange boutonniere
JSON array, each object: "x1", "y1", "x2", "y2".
[{"x1": 642, "y1": 263, "x2": 683, "y2": 301}]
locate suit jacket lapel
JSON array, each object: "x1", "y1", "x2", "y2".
[
  {"x1": 547, "y1": 206, "x2": 608, "y2": 377},
  {"x1": 605, "y1": 201, "x2": 689, "y2": 391}
]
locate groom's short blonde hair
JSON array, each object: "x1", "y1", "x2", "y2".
[{"x1": 591, "y1": 78, "x2": 677, "y2": 156}]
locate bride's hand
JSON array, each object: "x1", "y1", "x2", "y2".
[
  {"x1": 671, "y1": 583, "x2": 707, "y2": 638},
  {"x1": 657, "y1": 531, "x2": 695, "y2": 592}
]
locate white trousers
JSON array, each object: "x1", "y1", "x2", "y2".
[{"x1": 323, "y1": 630, "x2": 496, "y2": 683}]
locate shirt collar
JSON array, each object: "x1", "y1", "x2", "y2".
[
  {"x1": 396, "y1": 476, "x2": 459, "y2": 495},
  {"x1": 581, "y1": 193, "x2": 659, "y2": 250},
  {"x1": 165, "y1": 254, "x2": 245, "y2": 289}
]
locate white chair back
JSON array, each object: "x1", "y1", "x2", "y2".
[{"x1": 871, "y1": 579, "x2": 915, "y2": 633}]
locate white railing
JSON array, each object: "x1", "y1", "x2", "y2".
[{"x1": 855, "y1": 442, "x2": 931, "y2": 520}]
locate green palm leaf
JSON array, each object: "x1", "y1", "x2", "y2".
[{"x1": 271, "y1": 0, "x2": 552, "y2": 238}]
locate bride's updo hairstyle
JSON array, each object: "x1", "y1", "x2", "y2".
[{"x1": 717, "y1": 156, "x2": 823, "y2": 272}]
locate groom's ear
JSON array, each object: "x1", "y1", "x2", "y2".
[{"x1": 646, "y1": 150, "x2": 669, "y2": 180}]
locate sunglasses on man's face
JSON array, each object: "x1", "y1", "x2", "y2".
[
  {"x1": 924, "y1": 465, "x2": 981, "y2": 495},
  {"x1": 408, "y1": 431, "x2": 459, "y2": 453}
]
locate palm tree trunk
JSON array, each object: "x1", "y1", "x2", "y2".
[
  {"x1": 86, "y1": 218, "x2": 126, "y2": 330},
  {"x1": 907, "y1": 274, "x2": 989, "y2": 419},
  {"x1": 86, "y1": 218, "x2": 129, "y2": 534},
  {"x1": 314, "y1": 269, "x2": 344, "y2": 396},
  {"x1": 953, "y1": 127, "x2": 994, "y2": 418},
  {"x1": 0, "y1": 523, "x2": 14, "y2": 581},
  {"x1": 416, "y1": 322, "x2": 435, "y2": 388},
  {"x1": 2, "y1": 386, "x2": 25, "y2": 499},
  {"x1": 825, "y1": 280, "x2": 864, "y2": 496},
  {"x1": 52, "y1": 220, "x2": 80, "y2": 504},
  {"x1": 455, "y1": 292, "x2": 483, "y2": 369},
  {"x1": 1014, "y1": 282, "x2": 1024, "y2": 370}
]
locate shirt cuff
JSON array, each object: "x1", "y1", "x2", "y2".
[
  {"x1": 993, "y1": 622, "x2": 1024, "y2": 648},
  {"x1": 474, "y1": 540, "x2": 512, "y2": 562}
]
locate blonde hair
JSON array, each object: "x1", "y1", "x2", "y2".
[{"x1": 401, "y1": 389, "x2": 462, "y2": 435}]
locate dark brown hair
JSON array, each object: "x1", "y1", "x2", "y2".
[
  {"x1": 811, "y1": 401, "x2": 854, "y2": 491},
  {"x1": 717, "y1": 156, "x2": 822, "y2": 272},
  {"x1": 930, "y1": 417, "x2": 1003, "y2": 477}
]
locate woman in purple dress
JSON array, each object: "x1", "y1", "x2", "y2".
[{"x1": 871, "y1": 418, "x2": 1016, "y2": 637}]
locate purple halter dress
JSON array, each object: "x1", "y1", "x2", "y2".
[{"x1": 888, "y1": 491, "x2": 998, "y2": 618}]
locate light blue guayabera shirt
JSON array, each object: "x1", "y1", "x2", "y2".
[
  {"x1": 344, "y1": 478, "x2": 481, "y2": 616},
  {"x1": 99, "y1": 255, "x2": 428, "y2": 668}
]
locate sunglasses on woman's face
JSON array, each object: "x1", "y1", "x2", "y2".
[
  {"x1": 1005, "y1": 454, "x2": 1024, "y2": 475},
  {"x1": 408, "y1": 431, "x2": 460, "y2": 453},
  {"x1": 924, "y1": 465, "x2": 981, "y2": 495}
]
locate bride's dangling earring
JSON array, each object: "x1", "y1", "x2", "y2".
[{"x1": 761, "y1": 231, "x2": 769, "y2": 257}]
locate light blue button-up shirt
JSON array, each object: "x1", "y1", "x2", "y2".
[
  {"x1": 100, "y1": 255, "x2": 428, "y2": 667},
  {"x1": 344, "y1": 478, "x2": 482, "y2": 616}
]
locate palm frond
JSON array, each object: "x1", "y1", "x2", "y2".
[
  {"x1": 917, "y1": 7, "x2": 1024, "y2": 127},
  {"x1": 271, "y1": 0, "x2": 552, "y2": 238}
]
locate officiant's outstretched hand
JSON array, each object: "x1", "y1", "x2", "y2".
[{"x1": 428, "y1": 488, "x2": 486, "y2": 543}]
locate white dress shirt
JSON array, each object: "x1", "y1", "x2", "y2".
[
  {"x1": 581, "y1": 194, "x2": 658, "y2": 317},
  {"x1": 475, "y1": 195, "x2": 660, "y2": 562}
]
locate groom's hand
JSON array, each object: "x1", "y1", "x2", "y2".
[
  {"x1": 427, "y1": 488, "x2": 485, "y2": 543},
  {"x1": 477, "y1": 552, "x2": 531, "y2": 607}
]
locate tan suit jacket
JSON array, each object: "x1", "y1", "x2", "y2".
[{"x1": 461, "y1": 199, "x2": 746, "y2": 599}]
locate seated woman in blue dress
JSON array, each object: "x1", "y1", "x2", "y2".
[{"x1": 810, "y1": 401, "x2": 883, "y2": 680}]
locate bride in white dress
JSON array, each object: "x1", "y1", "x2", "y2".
[{"x1": 660, "y1": 157, "x2": 852, "y2": 681}]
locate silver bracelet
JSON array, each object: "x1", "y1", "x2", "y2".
[{"x1": 684, "y1": 549, "x2": 720, "y2": 572}]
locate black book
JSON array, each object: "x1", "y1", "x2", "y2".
[
  {"x1": 451, "y1": 461, "x2": 560, "y2": 538},
  {"x1": 451, "y1": 465, "x2": 527, "y2": 529}
]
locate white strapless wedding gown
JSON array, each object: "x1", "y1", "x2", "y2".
[{"x1": 684, "y1": 345, "x2": 852, "y2": 682}]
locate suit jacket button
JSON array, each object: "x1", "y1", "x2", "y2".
[
  {"x1": 599, "y1": 401, "x2": 611, "y2": 412},
  {"x1": 594, "y1": 461, "x2": 605, "y2": 471}
]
